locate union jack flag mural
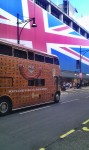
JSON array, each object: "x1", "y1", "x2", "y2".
[{"x1": 0, "y1": 0, "x2": 89, "y2": 73}]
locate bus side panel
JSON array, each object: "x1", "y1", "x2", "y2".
[{"x1": 0, "y1": 52, "x2": 60, "y2": 110}]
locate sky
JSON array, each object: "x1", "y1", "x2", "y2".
[{"x1": 51, "y1": 0, "x2": 89, "y2": 31}]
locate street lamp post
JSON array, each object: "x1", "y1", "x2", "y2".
[
  {"x1": 17, "y1": 13, "x2": 37, "y2": 44},
  {"x1": 80, "y1": 46, "x2": 82, "y2": 74},
  {"x1": 79, "y1": 46, "x2": 82, "y2": 87}
]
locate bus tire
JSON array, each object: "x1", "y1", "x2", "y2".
[
  {"x1": 0, "y1": 97, "x2": 12, "y2": 116},
  {"x1": 54, "y1": 92, "x2": 60, "y2": 103}
]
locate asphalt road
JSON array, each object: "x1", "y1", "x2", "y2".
[{"x1": 0, "y1": 87, "x2": 89, "y2": 150}]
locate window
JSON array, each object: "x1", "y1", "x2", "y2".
[
  {"x1": 54, "y1": 57, "x2": 59, "y2": 65},
  {"x1": 0, "y1": 43, "x2": 12, "y2": 56},
  {"x1": 35, "y1": 79, "x2": 45, "y2": 86},
  {"x1": 28, "y1": 80, "x2": 34, "y2": 86},
  {"x1": 35, "y1": 54, "x2": 44, "y2": 62},
  {"x1": 14, "y1": 49, "x2": 27, "y2": 59},
  {"x1": 28, "y1": 79, "x2": 45, "y2": 86},
  {"x1": 28, "y1": 51, "x2": 34, "y2": 60},
  {"x1": 45, "y1": 57, "x2": 53, "y2": 64},
  {"x1": 35, "y1": 0, "x2": 46, "y2": 10}
]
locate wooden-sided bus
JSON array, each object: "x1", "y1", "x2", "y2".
[{"x1": 0, "y1": 40, "x2": 61, "y2": 116}]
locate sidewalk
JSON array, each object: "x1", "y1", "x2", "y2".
[
  {"x1": 62, "y1": 86, "x2": 89, "y2": 92},
  {"x1": 40, "y1": 120, "x2": 89, "y2": 150},
  {"x1": 81, "y1": 86, "x2": 89, "y2": 90}
]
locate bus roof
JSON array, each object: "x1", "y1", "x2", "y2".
[{"x1": 0, "y1": 39, "x2": 58, "y2": 58}]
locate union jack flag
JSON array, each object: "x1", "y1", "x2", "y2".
[{"x1": 0, "y1": 0, "x2": 89, "y2": 72}]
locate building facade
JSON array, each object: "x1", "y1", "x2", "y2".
[{"x1": 0, "y1": 0, "x2": 89, "y2": 82}]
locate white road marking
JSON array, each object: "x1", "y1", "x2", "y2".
[
  {"x1": 19, "y1": 106, "x2": 51, "y2": 115},
  {"x1": 19, "y1": 95, "x2": 89, "y2": 115},
  {"x1": 61, "y1": 99, "x2": 79, "y2": 104}
]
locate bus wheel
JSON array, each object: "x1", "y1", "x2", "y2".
[
  {"x1": 54, "y1": 92, "x2": 60, "y2": 103},
  {"x1": 0, "y1": 98, "x2": 12, "y2": 116}
]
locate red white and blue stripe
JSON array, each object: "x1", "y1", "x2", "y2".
[{"x1": 0, "y1": 0, "x2": 89, "y2": 73}]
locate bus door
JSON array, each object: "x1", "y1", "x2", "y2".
[
  {"x1": 54, "y1": 76, "x2": 60, "y2": 102},
  {"x1": 54, "y1": 76, "x2": 60, "y2": 91}
]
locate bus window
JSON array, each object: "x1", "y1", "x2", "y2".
[
  {"x1": 0, "y1": 43, "x2": 12, "y2": 56},
  {"x1": 28, "y1": 51, "x2": 34, "y2": 60},
  {"x1": 14, "y1": 49, "x2": 27, "y2": 59},
  {"x1": 28, "y1": 80, "x2": 34, "y2": 86},
  {"x1": 35, "y1": 54, "x2": 44, "y2": 62},
  {"x1": 35, "y1": 79, "x2": 45, "y2": 86},
  {"x1": 28, "y1": 79, "x2": 45, "y2": 86},
  {"x1": 45, "y1": 56, "x2": 53, "y2": 64},
  {"x1": 54, "y1": 57, "x2": 59, "y2": 65}
]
